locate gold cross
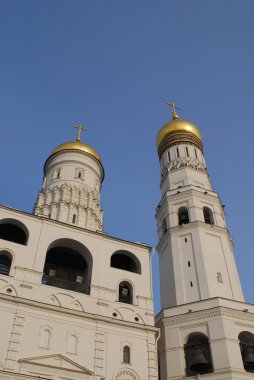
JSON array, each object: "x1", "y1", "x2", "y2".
[
  {"x1": 74, "y1": 124, "x2": 87, "y2": 142},
  {"x1": 166, "y1": 102, "x2": 181, "y2": 120}
]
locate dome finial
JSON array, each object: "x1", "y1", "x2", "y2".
[
  {"x1": 166, "y1": 102, "x2": 181, "y2": 121},
  {"x1": 74, "y1": 124, "x2": 87, "y2": 142}
]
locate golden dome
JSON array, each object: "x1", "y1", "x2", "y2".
[
  {"x1": 51, "y1": 141, "x2": 102, "y2": 163},
  {"x1": 157, "y1": 119, "x2": 202, "y2": 148}
]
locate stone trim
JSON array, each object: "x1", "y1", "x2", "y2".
[
  {"x1": 0, "y1": 293, "x2": 158, "y2": 333},
  {"x1": 157, "y1": 306, "x2": 254, "y2": 328}
]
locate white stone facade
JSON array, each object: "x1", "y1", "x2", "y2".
[
  {"x1": 156, "y1": 298, "x2": 254, "y2": 380},
  {"x1": 0, "y1": 205, "x2": 158, "y2": 380}
]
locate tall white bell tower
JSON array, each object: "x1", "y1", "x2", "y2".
[{"x1": 156, "y1": 105, "x2": 254, "y2": 379}]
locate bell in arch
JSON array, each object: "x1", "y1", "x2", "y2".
[
  {"x1": 189, "y1": 347, "x2": 211, "y2": 374},
  {"x1": 243, "y1": 345, "x2": 254, "y2": 372}
]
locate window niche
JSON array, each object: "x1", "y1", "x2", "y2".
[
  {"x1": 42, "y1": 239, "x2": 92, "y2": 295},
  {"x1": 75, "y1": 168, "x2": 84, "y2": 180},
  {"x1": 111, "y1": 251, "x2": 141, "y2": 274},
  {"x1": 123, "y1": 346, "x2": 131, "y2": 364},
  {"x1": 119, "y1": 281, "x2": 133, "y2": 304},
  {"x1": 39, "y1": 326, "x2": 52, "y2": 349},
  {"x1": 67, "y1": 332, "x2": 78, "y2": 354},
  {"x1": 203, "y1": 207, "x2": 214, "y2": 225},
  {"x1": 239, "y1": 331, "x2": 254, "y2": 373},
  {"x1": 162, "y1": 218, "x2": 167, "y2": 235},
  {"x1": 0, "y1": 251, "x2": 12, "y2": 276},
  {"x1": 0, "y1": 219, "x2": 28, "y2": 245},
  {"x1": 53, "y1": 168, "x2": 62, "y2": 180},
  {"x1": 184, "y1": 333, "x2": 213, "y2": 376},
  {"x1": 178, "y1": 207, "x2": 190, "y2": 225}
]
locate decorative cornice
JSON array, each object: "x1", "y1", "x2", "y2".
[
  {"x1": 0, "y1": 293, "x2": 158, "y2": 333},
  {"x1": 156, "y1": 187, "x2": 222, "y2": 218},
  {"x1": 157, "y1": 306, "x2": 254, "y2": 328},
  {"x1": 158, "y1": 133, "x2": 203, "y2": 157},
  {"x1": 157, "y1": 221, "x2": 232, "y2": 251},
  {"x1": 166, "y1": 157, "x2": 206, "y2": 173},
  {"x1": 0, "y1": 204, "x2": 152, "y2": 251}
]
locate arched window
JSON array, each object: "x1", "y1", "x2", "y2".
[
  {"x1": 123, "y1": 346, "x2": 130, "y2": 364},
  {"x1": 111, "y1": 251, "x2": 141, "y2": 274},
  {"x1": 0, "y1": 219, "x2": 28, "y2": 245},
  {"x1": 178, "y1": 207, "x2": 189, "y2": 225},
  {"x1": 119, "y1": 281, "x2": 133, "y2": 304},
  {"x1": 184, "y1": 332, "x2": 213, "y2": 376},
  {"x1": 0, "y1": 251, "x2": 12, "y2": 276},
  {"x1": 239, "y1": 331, "x2": 254, "y2": 373},
  {"x1": 162, "y1": 218, "x2": 167, "y2": 234},
  {"x1": 217, "y1": 272, "x2": 223, "y2": 283},
  {"x1": 203, "y1": 207, "x2": 214, "y2": 224},
  {"x1": 42, "y1": 239, "x2": 92, "y2": 295}
]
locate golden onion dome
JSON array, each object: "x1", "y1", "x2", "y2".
[
  {"x1": 51, "y1": 141, "x2": 102, "y2": 163},
  {"x1": 157, "y1": 113, "x2": 203, "y2": 156}
]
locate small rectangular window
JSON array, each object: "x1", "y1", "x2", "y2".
[
  {"x1": 167, "y1": 151, "x2": 171, "y2": 162},
  {"x1": 195, "y1": 149, "x2": 198, "y2": 159},
  {"x1": 185, "y1": 237, "x2": 187, "y2": 242},
  {"x1": 190, "y1": 281, "x2": 193, "y2": 287},
  {"x1": 188, "y1": 261, "x2": 191, "y2": 267},
  {"x1": 176, "y1": 147, "x2": 180, "y2": 158},
  {"x1": 186, "y1": 147, "x2": 189, "y2": 157},
  {"x1": 72, "y1": 214, "x2": 76, "y2": 224}
]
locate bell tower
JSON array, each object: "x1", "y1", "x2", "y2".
[
  {"x1": 34, "y1": 124, "x2": 104, "y2": 232},
  {"x1": 156, "y1": 105, "x2": 254, "y2": 379}
]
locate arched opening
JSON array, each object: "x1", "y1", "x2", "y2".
[
  {"x1": 123, "y1": 346, "x2": 130, "y2": 364},
  {"x1": 184, "y1": 332, "x2": 213, "y2": 376},
  {"x1": 0, "y1": 251, "x2": 12, "y2": 276},
  {"x1": 239, "y1": 331, "x2": 254, "y2": 372},
  {"x1": 178, "y1": 207, "x2": 189, "y2": 225},
  {"x1": 0, "y1": 219, "x2": 28, "y2": 245},
  {"x1": 203, "y1": 207, "x2": 214, "y2": 224},
  {"x1": 111, "y1": 251, "x2": 141, "y2": 274},
  {"x1": 119, "y1": 281, "x2": 133, "y2": 304},
  {"x1": 42, "y1": 239, "x2": 92, "y2": 295},
  {"x1": 162, "y1": 218, "x2": 167, "y2": 235}
]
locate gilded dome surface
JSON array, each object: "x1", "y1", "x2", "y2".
[
  {"x1": 51, "y1": 141, "x2": 102, "y2": 163},
  {"x1": 157, "y1": 119, "x2": 202, "y2": 148}
]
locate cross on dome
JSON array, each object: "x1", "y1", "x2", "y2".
[
  {"x1": 74, "y1": 124, "x2": 87, "y2": 142},
  {"x1": 166, "y1": 102, "x2": 181, "y2": 120}
]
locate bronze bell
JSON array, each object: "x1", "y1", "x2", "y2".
[
  {"x1": 189, "y1": 348, "x2": 211, "y2": 373},
  {"x1": 243, "y1": 345, "x2": 254, "y2": 371}
]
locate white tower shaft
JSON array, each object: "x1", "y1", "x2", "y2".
[{"x1": 34, "y1": 143, "x2": 104, "y2": 232}]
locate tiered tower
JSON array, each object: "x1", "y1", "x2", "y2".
[
  {"x1": 34, "y1": 125, "x2": 104, "y2": 231},
  {"x1": 156, "y1": 105, "x2": 254, "y2": 379}
]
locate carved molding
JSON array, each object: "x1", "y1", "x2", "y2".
[
  {"x1": 167, "y1": 157, "x2": 206, "y2": 173},
  {"x1": 113, "y1": 368, "x2": 140, "y2": 380},
  {"x1": 158, "y1": 307, "x2": 254, "y2": 328},
  {"x1": 157, "y1": 221, "x2": 232, "y2": 251}
]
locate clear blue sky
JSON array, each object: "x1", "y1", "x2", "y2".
[{"x1": 1, "y1": 0, "x2": 254, "y2": 313}]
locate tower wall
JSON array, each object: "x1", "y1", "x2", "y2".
[
  {"x1": 34, "y1": 150, "x2": 104, "y2": 231},
  {"x1": 155, "y1": 115, "x2": 250, "y2": 380}
]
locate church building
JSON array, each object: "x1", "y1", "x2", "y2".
[{"x1": 0, "y1": 108, "x2": 254, "y2": 380}]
